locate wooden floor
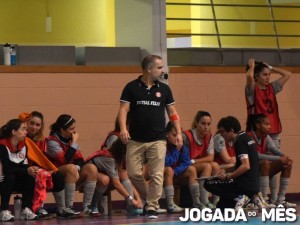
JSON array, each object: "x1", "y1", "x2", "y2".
[{"x1": 10, "y1": 203, "x2": 300, "y2": 225}]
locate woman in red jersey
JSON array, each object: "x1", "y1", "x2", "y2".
[
  {"x1": 246, "y1": 114, "x2": 296, "y2": 208},
  {"x1": 182, "y1": 111, "x2": 220, "y2": 209},
  {"x1": 245, "y1": 58, "x2": 291, "y2": 203}
]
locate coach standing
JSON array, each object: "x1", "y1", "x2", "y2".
[{"x1": 118, "y1": 55, "x2": 183, "y2": 219}]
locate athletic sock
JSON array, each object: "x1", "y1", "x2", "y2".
[
  {"x1": 199, "y1": 180, "x2": 209, "y2": 205},
  {"x1": 91, "y1": 185, "x2": 107, "y2": 208},
  {"x1": 260, "y1": 176, "x2": 269, "y2": 199},
  {"x1": 122, "y1": 179, "x2": 134, "y2": 206},
  {"x1": 189, "y1": 183, "x2": 201, "y2": 208},
  {"x1": 277, "y1": 177, "x2": 289, "y2": 202},
  {"x1": 270, "y1": 175, "x2": 278, "y2": 202},
  {"x1": 65, "y1": 183, "x2": 76, "y2": 208},
  {"x1": 83, "y1": 181, "x2": 97, "y2": 209},
  {"x1": 164, "y1": 185, "x2": 175, "y2": 206},
  {"x1": 53, "y1": 190, "x2": 65, "y2": 212}
]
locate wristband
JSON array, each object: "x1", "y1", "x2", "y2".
[
  {"x1": 170, "y1": 114, "x2": 180, "y2": 122},
  {"x1": 191, "y1": 159, "x2": 195, "y2": 164},
  {"x1": 127, "y1": 195, "x2": 134, "y2": 201},
  {"x1": 75, "y1": 165, "x2": 81, "y2": 171}
]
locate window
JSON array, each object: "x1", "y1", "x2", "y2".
[{"x1": 166, "y1": 0, "x2": 300, "y2": 48}]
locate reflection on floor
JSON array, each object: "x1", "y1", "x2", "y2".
[{"x1": 10, "y1": 205, "x2": 300, "y2": 225}]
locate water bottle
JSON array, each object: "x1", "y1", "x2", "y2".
[
  {"x1": 14, "y1": 195, "x2": 22, "y2": 220},
  {"x1": 10, "y1": 45, "x2": 17, "y2": 66},
  {"x1": 3, "y1": 43, "x2": 11, "y2": 66}
]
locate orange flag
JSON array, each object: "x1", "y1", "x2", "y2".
[{"x1": 25, "y1": 137, "x2": 58, "y2": 172}]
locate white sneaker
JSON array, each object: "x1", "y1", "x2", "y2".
[
  {"x1": 157, "y1": 208, "x2": 167, "y2": 214},
  {"x1": 167, "y1": 204, "x2": 184, "y2": 213},
  {"x1": 276, "y1": 200, "x2": 297, "y2": 208},
  {"x1": 20, "y1": 207, "x2": 37, "y2": 220},
  {"x1": 0, "y1": 210, "x2": 14, "y2": 222},
  {"x1": 253, "y1": 194, "x2": 264, "y2": 209},
  {"x1": 234, "y1": 195, "x2": 246, "y2": 211},
  {"x1": 212, "y1": 196, "x2": 220, "y2": 207},
  {"x1": 262, "y1": 196, "x2": 276, "y2": 208},
  {"x1": 205, "y1": 202, "x2": 216, "y2": 210},
  {"x1": 243, "y1": 203, "x2": 259, "y2": 210},
  {"x1": 199, "y1": 202, "x2": 216, "y2": 210},
  {"x1": 67, "y1": 206, "x2": 81, "y2": 215},
  {"x1": 198, "y1": 202, "x2": 205, "y2": 210}
]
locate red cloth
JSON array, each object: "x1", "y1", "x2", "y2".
[{"x1": 32, "y1": 169, "x2": 53, "y2": 213}]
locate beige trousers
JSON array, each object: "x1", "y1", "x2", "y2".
[{"x1": 126, "y1": 140, "x2": 166, "y2": 211}]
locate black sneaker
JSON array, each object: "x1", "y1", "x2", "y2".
[
  {"x1": 83, "y1": 205, "x2": 100, "y2": 217},
  {"x1": 36, "y1": 207, "x2": 52, "y2": 220},
  {"x1": 146, "y1": 210, "x2": 158, "y2": 219},
  {"x1": 56, "y1": 208, "x2": 81, "y2": 219},
  {"x1": 67, "y1": 207, "x2": 81, "y2": 216},
  {"x1": 142, "y1": 203, "x2": 148, "y2": 216}
]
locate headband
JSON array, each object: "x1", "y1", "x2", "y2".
[{"x1": 64, "y1": 117, "x2": 73, "y2": 127}]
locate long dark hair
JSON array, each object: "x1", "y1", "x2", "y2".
[
  {"x1": 191, "y1": 111, "x2": 211, "y2": 129},
  {"x1": 50, "y1": 114, "x2": 75, "y2": 135},
  {"x1": 0, "y1": 119, "x2": 23, "y2": 139},
  {"x1": 246, "y1": 114, "x2": 267, "y2": 132},
  {"x1": 246, "y1": 61, "x2": 269, "y2": 81},
  {"x1": 109, "y1": 139, "x2": 127, "y2": 166}
]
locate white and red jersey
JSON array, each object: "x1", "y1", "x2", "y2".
[{"x1": 247, "y1": 131, "x2": 267, "y2": 154}]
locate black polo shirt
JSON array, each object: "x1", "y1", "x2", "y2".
[
  {"x1": 120, "y1": 75, "x2": 175, "y2": 142},
  {"x1": 234, "y1": 131, "x2": 260, "y2": 193}
]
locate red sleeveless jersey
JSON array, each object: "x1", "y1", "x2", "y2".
[
  {"x1": 246, "y1": 84, "x2": 281, "y2": 134},
  {"x1": 214, "y1": 141, "x2": 235, "y2": 164},
  {"x1": 85, "y1": 149, "x2": 112, "y2": 162},
  {"x1": 47, "y1": 135, "x2": 84, "y2": 166},
  {"x1": 85, "y1": 131, "x2": 120, "y2": 162},
  {"x1": 247, "y1": 131, "x2": 267, "y2": 154},
  {"x1": 100, "y1": 131, "x2": 120, "y2": 149},
  {"x1": 184, "y1": 130, "x2": 211, "y2": 159}
]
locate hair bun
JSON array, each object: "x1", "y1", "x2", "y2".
[{"x1": 18, "y1": 112, "x2": 32, "y2": 122}]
